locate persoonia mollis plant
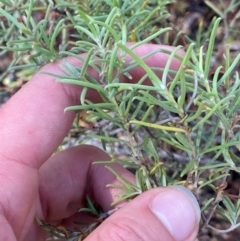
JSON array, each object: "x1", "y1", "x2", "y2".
[{"x1": 1, "y1": 1, "x2": 240, "y2": 240}]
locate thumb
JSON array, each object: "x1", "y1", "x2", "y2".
[{"x1": 85, "y1": 186, "x2": 200, "y2": 241}]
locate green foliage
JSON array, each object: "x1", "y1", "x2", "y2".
[{"x1": 1, "y1": 0, "x2": 240, "y2": 239}]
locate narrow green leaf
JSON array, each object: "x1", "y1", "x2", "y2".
[
  {"x1": 175, "y1": 132, "x2": 192, "y2": 149},
  {"x1": 56, "y1": 78, "x2": 104, "y2": 92},
  {"x1": 50, "y1": 19, "x2": 65, "y2": 53},
  {"x1": 162, "y1": 45, "x2": 182, "y2": 87},
  {"x1": 205, "y1": 1, "x2": 224, "y2": 18},
  {"x1": 169, "y1": 43, "x2": 194, "y2": 94},
  {"x1": 177, "y1": 68, "x2": 186, "y2": 113},
  {"x1": 0, "y1": 7, "x2": 22, "y2": 30},
  {"x1": 130, "y1": 27, "x2": 172, "y2": 50},
  {"x1": 201, "y1": 198, "x2": 215, "y2": 212},
  {"x1": 131, "y1": 105, "x2": 154, "y2": 135},
  {"x1": 64, "y1": 103, "x2": 115, "y2": 111},
  {"x1": 108, "y1": 44, "x2": 119, "y2": 84},
  {"x1": 87, "y1": 133, "x2": 128, "y2": 144},
  {"x1": 212, "y1": 66, "x2": 222, "y2": 99},
  {"x1": 130, "y1": 120, "x2": 187, "y2": 133},
  {"x1": 25, "y1": 0, "x2": 34, "y2": 28},
  {"x1": 91, "y1": 20, "x2": 120, "y2": 41},
  {"x1": 117, "y1": 42, "x2": 176, "y2": 103},
  {"x1": 78, "y1": 10, "x2": 99, "y2": 38},
  {"x1": 218, "y1": 53, "x2": 240, "y2": 86},
  {"x1": 192, "y1": 95, "x2": 234, "y2": 131},
  {"x1": 106, "y1": 166, "x2": 139, "y2": 191},
  {"x1": 198, "y1": 173, "x2": 229, "y2": 189},
  {"x1": 202, "y1": 141, "x2": 240, "y2": 154},
  {"x1": 74, "y1": 26, "x2": 97, "y2": 42},
  {"x1": 204, "y1": 18, "x2": 221, "y2": 81},
  {"x1": 180, "y1": 159, "x2": 195, "y2": 177}
]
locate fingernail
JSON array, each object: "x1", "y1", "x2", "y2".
[{"x1": 149, "y1": 186, "x2": 200, "y2": 241}]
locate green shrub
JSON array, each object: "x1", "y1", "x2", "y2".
[{"x1": 1, "y1": 0, "x2": 240, "y2": 239}]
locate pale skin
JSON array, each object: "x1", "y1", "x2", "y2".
[{"x1": 0, "y1": 43, "x2": 199, "y2": 241}]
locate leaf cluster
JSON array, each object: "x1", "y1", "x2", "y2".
[{"x1": 1, "y1": 0, "x2": 240, "y2": 239}]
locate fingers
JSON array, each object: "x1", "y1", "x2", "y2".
[
  {"x1": 85, "y1": 186, "x2": 200, "y2": 241},
  {"x1": 0, "y1": 43, "x2": 184, "y2": 169},
  {"x1": 38, "y1": 146, "x2": 200, "y2": 241},
  {"x1": 39, "y1": 145, "x2": 135, "y2": 221}
]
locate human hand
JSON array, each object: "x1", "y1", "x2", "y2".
[{"x1": 0, "y1": 43, "x2": 200, "y2": 241}]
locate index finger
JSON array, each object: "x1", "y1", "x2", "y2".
[{"x1": 0, "y1": 43, "x2": 184, "y2": 168}]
